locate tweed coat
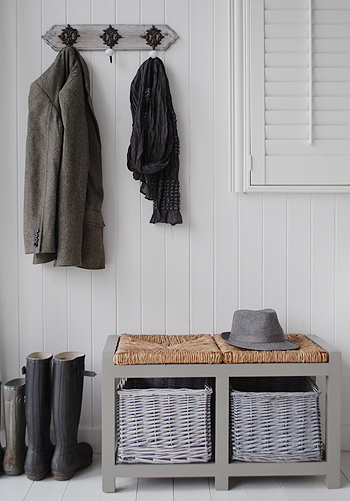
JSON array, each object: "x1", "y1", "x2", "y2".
[{"x1": 24, "y1": 47, "x2": 105, "y2": 269}]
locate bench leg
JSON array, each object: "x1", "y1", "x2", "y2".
[
  {"x1": 102, "y1": 474, "x2": 116, "y2": 493},
  {"x1": 324, "y1": 352, "x2": 341, "y2": 489},
  {"x1": 215, "y1": 474, "x2": 229, "y2": 490}
]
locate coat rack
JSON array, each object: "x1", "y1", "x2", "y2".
[{"x1": 42, "y1": 24, "x2": 178, "y2": 53}]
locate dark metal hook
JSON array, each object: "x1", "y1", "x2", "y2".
[
  {"x1": 58, "y1": 24, "x2": 80, "y2": 46},
  {"x1": 100, "y1": 25, "x2": 123, "y2": 62},
  {"x1": 142, "y1": 25, "x2": 164, "y2": 50}
]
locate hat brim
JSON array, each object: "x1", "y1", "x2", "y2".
[{"x1": 220, "y1": 331, "x2": 299, "y2": 351}]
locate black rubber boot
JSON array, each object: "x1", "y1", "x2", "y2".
[
  {"x1": 51, "y1": 352, "x2": 96, "y2": 481},
  {"x1": 24, "y1": 352, "x2": 55, "y2": 480}
]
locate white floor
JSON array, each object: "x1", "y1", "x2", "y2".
[{"x1": 0, "y1": 453, "x2": 349, "y2": 501}]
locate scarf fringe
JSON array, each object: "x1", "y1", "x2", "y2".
[{"x1": 150, "y1": 208, "x2": 183, "y2": 226}]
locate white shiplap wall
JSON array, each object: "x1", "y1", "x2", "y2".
[{"x1": 0, "y1": 0, "x2": 350, "y2": 451}]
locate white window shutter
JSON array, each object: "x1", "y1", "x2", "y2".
[{"x1": 248, "y1": 0, "x2": 350, "y2": 190}]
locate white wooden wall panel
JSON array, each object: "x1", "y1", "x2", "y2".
[
  {"x1": 0, "y1": 0, "x2": 19, "y2": 381},
  {"x1": 1, "y1": 0, "x2": 350, "y2": 451},
  {"x1": 115, "y1": 0, "x2": 142, "y2": 337},
  {"x1": 164, "y1": 0, "x2": 191, "y2": 335},
  {"x1": 17, "y1": 0, "x2": 44, "y2": 362},
  {"x1": 140, "y1": 0, "x2": 167, "y2": 335},
  {"x1": 262, "y1": 194, "x2": 287, "y2": 330},
  {"x1": 286, "y1": 195, "x2": 311, "y2": 334},
  {"x1": 189, "y1": 0, "x2": 215, "y2": 334},
  {"x1": 238, "y1": 193, "x2": 263, "y2": 310},
  {"x1": 213, "y1": 0, "x2": 239, "y2": 334},
  {"x1": 311, "y1": 195, "x2": 335, "y2": 339},
  {"x1": 90, "y1": 0, "x2": 117, "y2": 432},
  {"x1": 335, "y1": 195, "x2": 350, "y2": 431}
]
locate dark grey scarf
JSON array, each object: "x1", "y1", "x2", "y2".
[{"x1": 127, "y1": 57, "x2": 182, "y2": 225}]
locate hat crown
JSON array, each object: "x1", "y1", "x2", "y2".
[{"x1": 232, "y1": 308, "x2": 285, "y2": 344}]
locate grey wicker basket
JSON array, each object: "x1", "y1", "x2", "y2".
[
  {"x1": 230, "y1": 376, "x2": 323, "y2": 462},
  {"x1": 116, "y1": 377, "x2": 213, "y2": 464}
]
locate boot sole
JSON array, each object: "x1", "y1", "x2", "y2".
[
  {"x1": 26, "y1": 471, "x2": 50, "y2": 481},
  {"x1": 3, "y1": 467, "x2": 25, "y2": 476},
  {"x1": 52, "y1": 471, "x2": 75, "y2": 481}
]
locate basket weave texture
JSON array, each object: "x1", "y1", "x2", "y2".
[
  {"x1": 116, "y1": 377, "x2": 213, "y2": 463},
  {"x1": 230, "y1": 376, "x2": 323, "y2": 462},
  {"x1": 214, "y1": 333, "x2": 328, "y2": 363},
  {"x1": 113, "y1": 334, "x2": 223, "y2": 365}
]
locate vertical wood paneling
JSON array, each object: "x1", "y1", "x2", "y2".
[
  {"x1": 90, "y1": 0, "x2": 117, "y2": 432},
  {"x1": 164, "y1": 0, "x2": 191, "y2": 334},
  {"x1": 189, "y1": 0, "x2": 215, "y2": 334},
  {"x1": 42, "y1": 0, "x2": 65, "y2": 70},
  {"x1": 17, "y1": 0, "x2": 44, "y2": 365},
  {"x1": 213, "y1": 0, "x2": 239, "y2": 335},
  {"x1": 1, "y1": 0, "x2": 350, "y2": 451},
  {"x1": 115, "y1": 0, "x2": 142, "y2": 335},
  {"x1": 311, "y1": 194, "x2": 336, "y2": 341},
  {"x1": 238, "y1": 193, "x2": 264, "y2": 310},
  {"x1": 263, "y1": 194, "x2": 287, "y2": 330},
  {"x1": 335, "y1": 194, "x2": 350, "y2": 427},
  {"x1": 287, "y1": 194, "x2": 312, "y2": 333},
  {"x1": 139, "y1": 0, "x2": 167, "y2": 334},
  {"x1": 0, "y1": 0, "x2": 19, "y2": 380}
]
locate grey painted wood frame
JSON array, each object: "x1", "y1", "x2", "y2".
[{"x1": 102, "y1": 335, "x2": 341, "y2": 493}]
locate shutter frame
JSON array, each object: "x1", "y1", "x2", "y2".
[{"x1": 234, "y1": 0, "x2": 350, "y2": 192}]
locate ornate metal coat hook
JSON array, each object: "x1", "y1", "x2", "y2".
[
  {"x1": 58, "y1": 24, "x2": 80, "y2": 46},
  {"x1": 142, "y1": 25, "x2": 164, "y2": 50},
  {"x1": 100, "y1": 25, "x2": 123, "y2": 62}
]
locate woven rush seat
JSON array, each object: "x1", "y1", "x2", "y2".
[
  {"x1": 113, "y1": 334, "x2": 223, "y2": 365},
  {"x1": 214, "y1": 333, "x2": 328, "y2": 364}
]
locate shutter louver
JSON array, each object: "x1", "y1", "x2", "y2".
[{"x1": 250, "y1": 0, "x2": 350, "y2": 188}]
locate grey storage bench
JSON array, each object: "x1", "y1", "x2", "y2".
[{"x1": 102, "y1": 334, "x2": 341, "y2": 493}]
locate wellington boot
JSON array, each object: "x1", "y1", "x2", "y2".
[
  {"x1": 51, "y1": 352, "x2": 96, "y2": 481},
  {"x1": 0, "y1": 381, "x2": 4, "y2": 470},
  {"x1": 3, "y1": 378, "x2": 27, "y2": 475},
  {"x1": 24, "y1": 352, "x2": 55, "y2": 480}
]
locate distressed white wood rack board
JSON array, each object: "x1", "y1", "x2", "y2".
[
  {"x1": 42, "y1": 24, "x2": 178, "y2": 51},
  {"x1": 102, "y1": 334, "x2": 341, "y2": 493}
]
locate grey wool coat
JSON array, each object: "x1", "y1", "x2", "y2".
[{"x1": 24, "y1": 46, "x2": 105, "y2": 269}]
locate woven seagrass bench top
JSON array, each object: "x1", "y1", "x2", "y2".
[
  {"x1": 113, "y1": 334, "x2": 223, "y2": 365},
  {"x1": 213, "y1": 333, "x2": 329, "y2": 363}
]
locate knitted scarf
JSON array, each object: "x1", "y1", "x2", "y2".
[{"x1": 127, "y1": 57, "x2": 183, "y2": 225}]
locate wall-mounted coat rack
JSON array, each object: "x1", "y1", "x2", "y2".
[{"x1": 42, "y1": 24, "x2": 178, "y2": 52}]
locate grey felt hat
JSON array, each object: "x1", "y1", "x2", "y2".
[{"x1": 221, "y1": 309, "x2": 299, "y2": 351}]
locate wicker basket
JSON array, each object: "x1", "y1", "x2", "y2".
[
  {"x1": 116, "y1": 377, "x2": 213, "y2": 464},
  {"x1": 230, "y1": 376, "x2": 323, "y2": 462}
]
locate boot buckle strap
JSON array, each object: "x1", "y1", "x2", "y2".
[
  {"x1": 68, "y1": 369, "x2": 97, "y2": 381},
  {"x1": 81, "y1": 370, "x2": 97, "y2": 378}
]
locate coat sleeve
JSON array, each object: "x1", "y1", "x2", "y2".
[
  {"x1": 23, "y1": 82, "x2": 63, "y2": 260},
  {"x1": 54, "y1": 72, "x2": 91, "y2": 266}
]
